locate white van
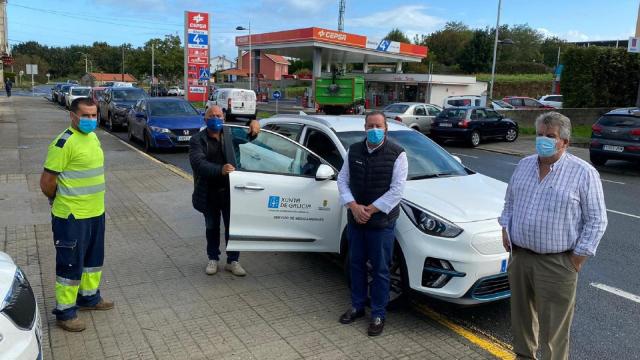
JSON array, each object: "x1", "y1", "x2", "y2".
[
  {"x1": 206, "y1": 88, "x2": 257, "y2": 120},
  {"x1": 443, "y1": 95, "x2": 487, "y2": 108}
]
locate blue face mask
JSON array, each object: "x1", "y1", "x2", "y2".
[
  {"x1": 78, "y1": 118, "x2": 97, "y2": 134},
  {"x1": 536, "y1": 136, "x2": 558, "y2": 157},
  {"x1": 366, "y1": 128, "x2": 385, "y2": 145},
  {"x1": 206, "y1": 117, "x2": 223, "y2": 132}
]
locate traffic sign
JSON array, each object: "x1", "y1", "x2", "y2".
[
  {"x1": 272, "y1": 90, "x2": 282, "y2": 100},
  {"x1": 199, "y1": 68, "x2": 210, "y2": 81},
  {"x1": 26, "y1": 64, "x2": 38, "y2": 75}
]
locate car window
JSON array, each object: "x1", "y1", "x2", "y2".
[
  {"x1": 304, "y1": 128, "x2": 343, "y2": 169},
  {"x1": 474, "y1": 99, "x2": 481, "y2": 106},
  {"x1": 262, "y1": 123, "x2": 303, "y2": 141},
  {"x1": 149, "y1": 101, "x2": 199, "y2": 116},
  {"x1": 597, "y1": 115, "x2": 640, "y2": 127},
  {"x1": 507, "y1": 98, "x2": 521, "y2": 106},
  {"x1": 471, "y1": 109, "x2": 486, "y2": 120},
  {"x1": 336, "y1": 130, "x2": 468, "y2": 179},
  {"x1": 112, "y1": 89, "x2": 145, "y2": 101},
  {"x1": 447, "y1": 99, "x2": 471, "y2": 107},
  {"x1": 437, "y1": 108, "x2": 467, "y2": 119},
  {"x1": 548, "y1": 96, "x2": 562, "y2": 102},
  {"x1": 414, "y1": 106, "x2": 426, "y2": 116},
  {"x1": 426, "y1": 106, "x2": 440, "y2": 116},
  {"x1": 227, "y1": 126, "x2": 323, "y2": 177},
  {"x1": 71, "y1": 88, "x2": 90, "y2": 96},
  {"x1": 524, "y1": 99, "x2": 540, "y2": 107},
  {"x1": 384, "y1": 104, "x2": 409, "y2": 113},
  {"x1": 485, "y1": 109, "x2": 500, "y2": 120}
]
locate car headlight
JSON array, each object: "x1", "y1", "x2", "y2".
[
  {"x1": 1, "y1": 267, "x2": 36, "y2": 330},
  {"x1": 149, "y1": 126, "x2": 171, "y2": 134},
  {"x1": 400, "y1": 201, "x2": 463, "y2": 238}
]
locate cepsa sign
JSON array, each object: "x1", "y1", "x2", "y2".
[{"x1": 184, "y1": 11, "x2": 210, "y2": 102}]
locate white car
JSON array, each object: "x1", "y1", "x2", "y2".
[
  {"x1": 167, "y1": 86, "x2": 185, "y2": 96},
  {"x1": 223, "y1": 115, "x2": 510, "y2": 305},
  {"x1": 383, "y1": 102, "x2": 441, "y2": 134},
  {"x1": 206, "y1": 88, "x2": 257, "y2": 121},
  {"x1": 0, "y1": 251, "x2": 42, "y2": 359},
  {"x1": 65, "y1": 86, "x2": 91, "y2": 109},
  {"x1": 443, "y1": 95, "x2": 486, "y2": 108},
  {"x1": 538, "y1": 94, "x2": 563, "y2": 109}
]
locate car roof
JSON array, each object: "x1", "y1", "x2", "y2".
[
  {"x1": 111, "y1": 87, "x2": 143, "y2": 91},
  {"x1": 145, "y1": 97, "x2": 188, "y2": 103},
  {"x1": 604, "y1": 107, "x2": 640, "y2": 116},
  {"x1": 92, "y1": 87, "x2": 107, "y2": 90},
  {"x1": 263, "y1": 114, "x2": 410, "y2": 132},
  {"x1": 385, "y1": 102, "x2": 421, "y2": 106},
  {"x1": 442, "y1": 106, "x2": 486, "y2": 110}
]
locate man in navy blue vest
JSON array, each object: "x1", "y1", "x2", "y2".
[{"x1": 337, "y1": 111, "x2": 408, "y2": 336}]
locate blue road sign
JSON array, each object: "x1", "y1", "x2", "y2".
[
  {"x1": 272, "y1": 90, "x2": 282, "y2": 100},
  {"x1": 199, "y1": 68, "x2": 210, "y2": 81},
  {"x1": 188, "y1": 33, "x2": 209, "y2": 46}
]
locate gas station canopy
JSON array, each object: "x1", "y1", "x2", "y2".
[{"x1": 235, "y1": 27, "x2": 428, "y2": 64}]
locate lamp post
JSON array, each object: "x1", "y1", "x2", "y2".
[
  {"x1": 236, "y1": 22, "x2": 252, "y2": 91},
  {"x1": 488, "y1": 0, "x2": 503, "y2": 101},
  {"x1": 77, "y1": 52, "x2": 89, "y2": 74}
]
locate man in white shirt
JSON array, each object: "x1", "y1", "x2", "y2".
[{"x1": 336, "y1": 111, "x2": 408, "y2": 336}]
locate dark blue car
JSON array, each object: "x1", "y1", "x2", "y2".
[{"x1": 127, "y1": 98, "x2": 204, "y2": 152}]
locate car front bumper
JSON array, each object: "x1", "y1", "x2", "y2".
[
  {"x1": 396, "y1": 215, "x2": 510, "y2": 304},
  {"x1": 0, "y1": 304, "x2": 42, "y2": 360},
  {"x1": 150, "y1": 132, "x2": 193, "y2": 148}
]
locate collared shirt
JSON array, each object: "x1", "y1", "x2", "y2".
[
  {"x1": 499, "y1": 152, "x2": 608, "y2": 256},
  {"x1": 337, "y1": 141, "x2": 408, "y2": 214}
]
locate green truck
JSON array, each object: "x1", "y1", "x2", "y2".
[{"x1": 315, "y1": 75, "x2": 365, "y2": 115}]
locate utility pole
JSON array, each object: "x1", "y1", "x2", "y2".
[
  {"x1": 151, "y1": 44, "x2": 155, "y2": 94},
  {"x1": 635, "y1": 2, "x2": 640, "y2": 107},
  {"x1": 121, "y1": 45, "x2": 125, "y2": 82},
  {"x1": 488, "y1": 0, "x2": 502, "y2": 101},
  {"x1": 338, "y1": 0, "x2": 346, "y2": 32}
]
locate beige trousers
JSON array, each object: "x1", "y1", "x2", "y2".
[{"x1": 508, "y1": 246, "x2": 578, "y2": 360}]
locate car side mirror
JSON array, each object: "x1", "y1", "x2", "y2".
[
  {"x1": 315, "y1": 164, "x2": 335, "y2": 181},
  {"x1": 452, "y1": 155, "x2": 462, "y2": 164}
]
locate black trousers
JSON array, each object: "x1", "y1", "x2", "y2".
[{"x1": 203, "y1": 193, "x2": 238, "y2": 263}]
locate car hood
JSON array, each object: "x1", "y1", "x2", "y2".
[
  {"x1": 0, "y1": 251, "x2": 17, "y2": 301},
  {"x1": 148, "y1": 115, "x2": 204, "y2": 130},
  {"x1": 113, "y1": 100, "x2": 138, "y2": 108},
  {"x1": 403, "y1": 173, "x2": 507, "y2": 223}
]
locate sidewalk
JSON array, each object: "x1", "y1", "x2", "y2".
[{"x1": 0, "y1": 96, "x2": 499, "y2": 360}]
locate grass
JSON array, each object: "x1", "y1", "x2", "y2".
[
  {"x1": 190, "y1": 101, "x2": 206, "y2": 110},
  {"x1": 520, "y1": 125, "x2": 592, "y2": 142},
  {"x1": 257, "y1": 111, "x2": 273, "y2": 119},
  {"x1": 475, "y1": 73, "x2": 553, "y2": 83}
]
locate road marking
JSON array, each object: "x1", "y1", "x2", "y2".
[
  {"x1": 413, "y1": 303, "x2": 515, "y2": 359},
  {"x1": 601, "y1": 179, "x2": 626, "y2": 185},
  {"x1": 590, "y1": 283, "x2": 640, "y2": 304},
  {"x1": 451, "y1": 152, "x2": 479, "y2": 159},
  {"x1": 506, "y1": 162, "x2": 519, "y2": 166},
  {"x1": 607, "y1": 209, "x2": 640, "y2": 219}
]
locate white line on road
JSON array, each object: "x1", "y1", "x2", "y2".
[
  {"x1": 591, "y1": 283, "x2": 640, "y2": 304},
  {"x1": 451, "y1": 152, "x2": 479, "y2": 159},
  {"x1": 506, "y1": 162, "x2": 519, "y2": 166},
  {"x1": 607, "y1": 209, "x2": 640, "y2": 219},
  {"x1": 601, "y1": 179, "x2": 626, "y2": 185}
]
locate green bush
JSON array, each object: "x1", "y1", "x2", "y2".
[
  {"x1": 285, "y1": 86, "x2": 307, "y2": 99},
  {"x1": 497, "y1": 62, "x2": 549, "y2": 74},
  {"x1": 562, "y1": 47, "x2": 640, "y2": 108}
]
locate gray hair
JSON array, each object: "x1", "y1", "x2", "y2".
[{"x1": 534, "y1": 112, "x2": 572, "y2": 140}]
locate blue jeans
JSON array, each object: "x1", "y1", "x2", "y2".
[
  {"x1": 204, "y1": 199, "x2": 239, "y2": 264},
  {"x1": 348, "y1": 223, "x2": 395, "y2": 319}
]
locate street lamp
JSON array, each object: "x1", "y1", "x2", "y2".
[
  {"x1": 77, "y1": 52, "x2": 89, "y2": 74},
  {"x1": 489, "y1": 0, "x2": 504, "y2": 101},
  {"x1": 236, "y1": 22, "x2": 252, "y2": 91}
]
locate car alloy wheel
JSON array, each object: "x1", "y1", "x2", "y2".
[
  {"x1": 505, "y1": 127, "x2": 518, "y2": 142},
  {"x1": 470, "y1": 131, "x2": 481, "y2": 147}
]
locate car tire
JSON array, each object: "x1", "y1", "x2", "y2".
[
  {"x1": 143, "y1": 131, "x2": 154, "y2": 153},
  {"x1": 469, "y1": 130, "x2": 481, "y2": 147},
  {"x1": 505, "y1": 127, "x2": 518, "y2": 142},
  {"x1": 590, "y1": 153, "x2": 607, "y2": 166}
]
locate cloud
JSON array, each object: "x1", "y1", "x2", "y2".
[{"x1": 349, "y1": 5, "x2": 445, "y2": 39}]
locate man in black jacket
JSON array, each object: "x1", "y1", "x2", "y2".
[
  {"x1": 189, "y1": 105, "x2": 260, "y2": 276},
  {"x1": 336, "y1": 111, "x2": 408, "y2": 336}
]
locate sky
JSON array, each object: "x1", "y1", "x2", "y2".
[{"x1": 7, "y1": 0, "x2": 640, "y2": 60}]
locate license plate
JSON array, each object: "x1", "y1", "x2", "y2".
[
  {"x1": 178, "y1": 136, "x2": 191, "y2": 141},
  {"x1": 603, "y1": 145, "x2": 624, "y2": 152},
  {"x1": 439, "y1": 123, "x2": 452, "y2": 127}
]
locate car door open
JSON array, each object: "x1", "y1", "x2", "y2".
[{"x1": 225, "y1": 125, "x2": 344, "y2": 253}]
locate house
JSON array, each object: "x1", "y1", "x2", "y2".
[
  {"x1": 81, "y1": 73, "x2": 137, "y2": 87},
  {"x1": 210, "y1": 55, "x2": 235, "y2": 73},
  {"x1": 239, "y1": 52, "x2": 290, "y2": 80}
]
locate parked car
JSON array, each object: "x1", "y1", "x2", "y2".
[
  {"x1": 383, "y1": 102, "x2": 441, "y2": 134},
  {"x1": 538, "y1": 94, "x2": 563, "y2": 109},
  {"x1": 51, "y1": 83, "x2": 65, "y2": 103},
  {"x1": 206, "y1": 88, "x2": 257, "y2": 121},
  {"x1": 65, "y1": 86, "x2": 91, "y2": 109},
  {"x1": 430, "y1": 107, "x2": 519, "y2": 147},
  {"x1": 150, "y1": 85, "x2": 168, "y2": 97},
  {"x1": 491, "y1": 99, "x2": 515, "y2": 110},
  {"x1": 589, "y1": 108, "x2": 640, "y2": 166},
  {"x1": 99, "y1": 87, "x2": 147, "y2": 131},
  {"x1": 127, "y1": 97, "x2": 204, "y2": 152},
  {"x1": 226, "y1": 114, "x2": 511, "y2": 305},
  {"x1": 167, "y1": 86, "x2": 185, "y2": 96},
  {"x1": 443, "y1": 95, "x2": 485, "y2": 108},
  {"x1": 0, "y1": 251, "x2": 42, "y2": 359},
  {"x1": 502, "y1": 96, "x2": 555, "y2": 109},
  {"x1": 58, "y1": 84, "x2": 73, "y2": 106}
]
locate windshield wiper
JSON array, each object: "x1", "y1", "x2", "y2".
[{"x1": 409, "y1": 172, "x2": 456, "y2": 180}]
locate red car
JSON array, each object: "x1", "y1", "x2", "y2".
[{"x1": 503, "y1": 96, "x2": 555, "y2": 109}]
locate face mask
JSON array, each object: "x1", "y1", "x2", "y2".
[
  {"x1": 206, "y1": 117, "x2": 223, "y2": 132},
  {"x1": 366, "y1": 128, "x2": 385, "y2": 145},
  {"x1": 536, "y1": 136, "x2": 558, "y2": 157},
  {"x1": 78, "y1": 118, "x2": 97, "y2": 134}
]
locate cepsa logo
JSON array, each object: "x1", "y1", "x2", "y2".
[
  {"x1": 188, "y1": 12, "x2": 208, "y2": 30},
  {"x1": 317, "y1": 29, "x2": 347, "y2": 42}
]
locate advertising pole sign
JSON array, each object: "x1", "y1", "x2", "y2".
[{"x1": 184, "y1": 11, "x2": 210, "y2": 102}]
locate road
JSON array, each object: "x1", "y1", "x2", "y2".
[{"x1": 44, "y1": 93, "x2": 640, "y2": 359}]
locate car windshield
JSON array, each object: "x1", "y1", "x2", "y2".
[
  {"x1": 94, "y1": 90, "x2": 105, "y2": 97},
  {"x1": 62, "y1": 86, "x2": 72, "y2": 92},
  {"x1": 149, "y1": 101, "x2": 199, "y2": 116},
  {"x1": 112, "y1": 89, "x2": 145, "y2": 101},
  {"x1": 336, "y1": 130, "x2": 468, "y2": 179},
  {"x1": 493, "y1": 100, "x2": 513, "y2": 109},
  {"x1": 437, "y1": 108, "x2": 467, "y2": 119},
  {"x1": 71, "y1": 88, "x2": 90, "y2": 96},
  {"x1": 384, "y1": 104, "x2": 409, "y2": 113},
  {"x1": 598, "y1": 115, "x2": 640, "y2": 127}
]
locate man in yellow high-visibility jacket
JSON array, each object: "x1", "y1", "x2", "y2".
[{"x1": 40, "y1": 97, "x2": 113, "y2": 332}]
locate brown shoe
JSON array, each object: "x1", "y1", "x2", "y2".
[
  {"x1": 57, "y1": 316, "x2": 86, "y2": 332},
  {"x1": 79, "y1": 298, "x2": 114, "y2": 311}
]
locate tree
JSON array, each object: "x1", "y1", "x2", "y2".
[
  {"x1": 385, "y1": 28, "x2": 410, "y2": 43},
  {"x1": 458, "y1": 29, "x2": 494, "y2": 73},
  {"x1": 540, "y1": 37, "x2": 569, "y2": 68},
  {"x1": 421, "y1": 22, "x2": 473, "y2": 66},
  {"x1": 498, "y1": 24, "x2": 544, "y2": 64}
]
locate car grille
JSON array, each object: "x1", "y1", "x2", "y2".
[
  {"x1": 1, "y1": 267, "x2": 37, "y2": 330},
  {"x1": 170, "y1": 128, "x2": 199, "y2": 137},
  {"x1": 470, "y1": 274, "x2": 510, "y2": 301}
]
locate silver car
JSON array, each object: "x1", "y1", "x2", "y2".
[{"x1": 383, "y1": 102, "x2": 441, "y2": 133}]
